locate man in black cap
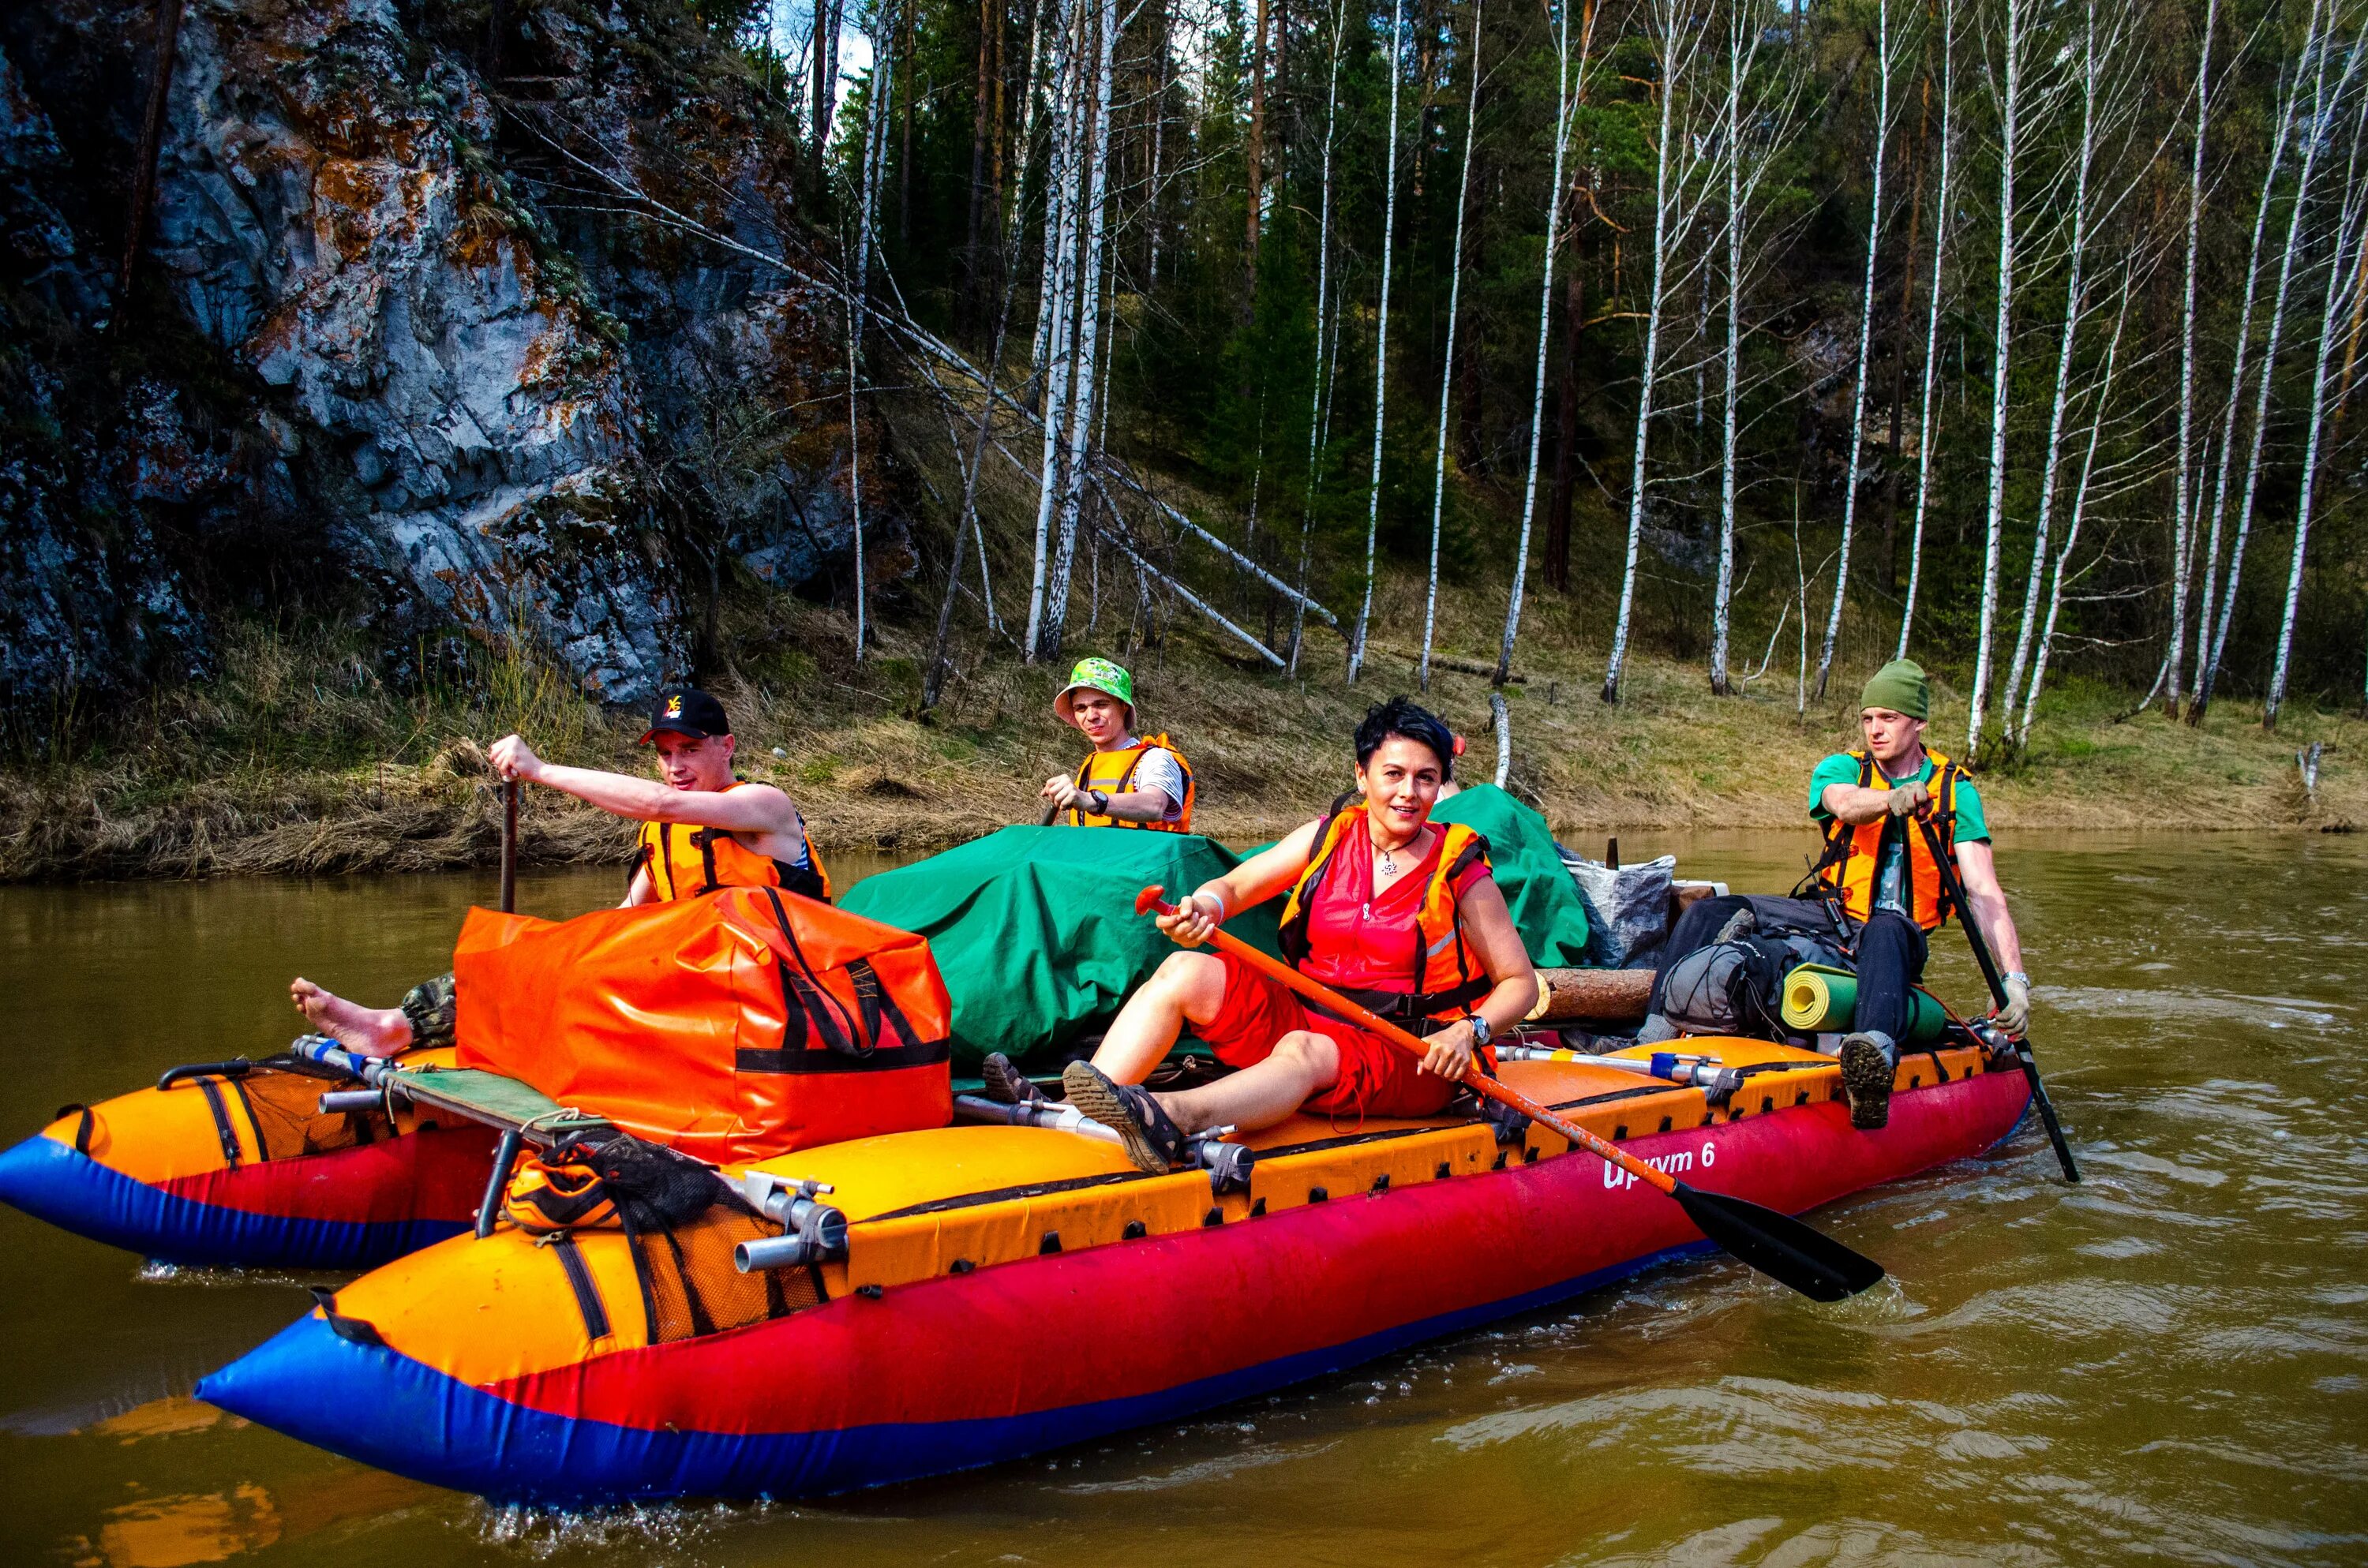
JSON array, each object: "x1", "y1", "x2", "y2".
[{"x1": 290, "y1": 687, "x2": 826, "y2": 1055}]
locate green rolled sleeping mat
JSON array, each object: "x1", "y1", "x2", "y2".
[{"x1": 1779, "y1": 963, "x2": 1947, "y2": 1043}]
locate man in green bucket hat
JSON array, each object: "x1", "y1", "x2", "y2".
[{"x1": 1038, "y1": 657, "x2": 1197, "y2": 832}]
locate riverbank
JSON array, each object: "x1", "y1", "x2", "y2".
[{"x1": 2, "y1": 578, "x2": 2359, "y2": 880}]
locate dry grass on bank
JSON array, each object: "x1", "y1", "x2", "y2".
[{"x1": 3, "y1": 568, "x2": 2361, "y2": 881}]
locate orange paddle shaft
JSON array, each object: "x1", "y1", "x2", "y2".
[{"x1": 1135, "y1": 886, "x2": 1682, "y2": 1197}]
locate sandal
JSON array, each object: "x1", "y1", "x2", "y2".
[{"x1": 1062, "y1": 1061, "x2": 1188, "y2": 1174}]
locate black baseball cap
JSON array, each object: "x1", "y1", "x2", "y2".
[{"x1": 639, "y1": 687, "x2": 732, "y2": 743}]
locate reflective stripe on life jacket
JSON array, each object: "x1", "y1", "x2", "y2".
[
  {"x1": 1808, "y1": 749, "x2": 1964, "y2": 932},
  {"x1": 634, "y1": 782, "x2": 833, "y2": 904},
  {"x1": 1276, "y1": 804, "x2": 1494, "y2": 1023},
  {"x1": 1067, "y1": 734, "x2": 1196, "y2": 832}
]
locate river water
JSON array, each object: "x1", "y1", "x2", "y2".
[{"x1": 0, "y1": 833, "x2": 2362, "y2": 1567}]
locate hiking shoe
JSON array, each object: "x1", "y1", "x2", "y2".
[
  {"x1": 1838, "y1": 1032, "x2": 1896, "y2": 1131},
  {"x1": 1062, "y1": 1061, "x2": 1188, "y2": 1175},
  {"x1": 980, "y1": 1052, "x2": 1048, "y2": 1106}
]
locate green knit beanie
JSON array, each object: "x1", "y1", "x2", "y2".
[{"x1": 1859, "y1": 659, "x2": 1931, "y2": 720}]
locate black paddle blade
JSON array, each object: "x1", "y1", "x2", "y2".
[{"x1": 1673, "y1": 1182, "x2": 1887, "y2": 1302}]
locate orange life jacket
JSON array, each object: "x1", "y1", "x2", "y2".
[
  {"x1": 1809, "y1": 749, "x2": 1966, "y2": 932},
  {"x1": 1067, "y1": 735, "x2": 1196, "y2": 832},
  {"x1": 1276, "y1": 805, "x2": 1495, "y2": 1024},
  {"x1": 635, "y1": 781, "x2": 832, "y2": 903},
  {"x1": 455, "y1": 885, "x2": 952, "y2": 1163}
]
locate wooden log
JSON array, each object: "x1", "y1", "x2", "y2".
[{"x1": 1527, "y1": 966, "x2": 1655, "y2": 1024}]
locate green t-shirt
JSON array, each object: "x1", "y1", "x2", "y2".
[{"x1": 1808, "y1": 752, "x2": 1989, "y2": 916}]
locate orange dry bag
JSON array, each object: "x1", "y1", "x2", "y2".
[{"x1": 452, "y1": 886, "x2": 952, "y2": 1164}]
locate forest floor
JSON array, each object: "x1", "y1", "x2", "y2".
[{"x1": 2, "y1": 561, "x2": 2361, "y2": 881}]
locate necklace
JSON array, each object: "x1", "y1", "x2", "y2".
[{"x1": 1372, "y1": 823, "x2": 1418, "y2": 881}]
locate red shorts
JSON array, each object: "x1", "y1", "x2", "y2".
[{"x1": 1193, "y1": 951, "x2": 1469, "y2": 1120}]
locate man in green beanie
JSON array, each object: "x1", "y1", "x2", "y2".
[
  {"x1": 1633, "y1": 659, "x2": 2029, "y2": 1132},
  {"x1": 1800, "y1": 659, "x2": 2029, "y2": 1129}
]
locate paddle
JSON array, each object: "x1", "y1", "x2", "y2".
[
  {"x1": 500, "y1": 778, "x2": 519, "y2": 915},
  {"x1": 1133, "y1": 886, "x2": 1887, "y2": 1302},
  {"x1": 1911, "y1": 814, "x2": 2080, "y2": 1183}
]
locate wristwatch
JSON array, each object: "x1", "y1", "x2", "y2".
[
  {"x1": 1088, "y1": 789, "x2": 1111, "y2": 815},
  {"x1": 1463, "y1": 1012, "x2": 1493, "y2": 1049}
]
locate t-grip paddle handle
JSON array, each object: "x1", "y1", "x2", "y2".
[{"x1": 1132, "y1": 885, "x2": 1887, "y2": 1301}]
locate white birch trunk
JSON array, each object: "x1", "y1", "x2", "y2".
[
  {"x1": 847, "y1": 0, "x2": 895, "y2": 661},
  {"x1": 2018, "y1": 269, "x2": 2130, "y2": 743},
  {"x1": 1896, "y1": 0, "x2": 1955, "y2": 661},
  {"x1": 1965, "y1": 0, "x2": 2029, "y2": 758},
  {"x1": 1601, "y1": 0, "x2": 1696, "y2": 703},
  {"x1": 2265, "y1": 117, "x2": 2368, "y2": 728},
  {"x1": 2197, "y1": 9, "x2": 2356, "y2": 720},
  {"x1": 1710, "y1": 0, "x2": 1774, "y2": 694},
  {"x1": 1999, "y1": 0, "x2": 2098, "y2": 736},
  {"x1": 1040, "y1": 0, "x2": 1119, "y2": 655},
  {"x1": 2167, "y1": 0, "x2": 2221, "y2": 713},
  {"x1": 2191, "y1": 50, "x2": 2304, "y2": 711},
  {"x1": 1289, "y1": 0, "x2": 1349, "y2": 673},
  {"x1": 1494, "y1": 0, "x2": 1584, "y2": 687},
  {"x1": 1812, "y1": 0, "x2": 1895, "y2": 701},
  {"x1": 1022, "y1": 0, "x2": 1085, "y2": 660},
  {"x1": 1422, "y1": 0, "x2": 1486, "y2": 692},
  {"x1": 1347, "y1": 0, "x2": 1408, "y2": 685}
]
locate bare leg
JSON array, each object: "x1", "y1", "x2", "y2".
[
  {"x1": 290, "y1": 978, "x2": 413, "y2": 1057},
  {"x1": 1089, "y1": 950, "x2": 1229, "y2": 1084},
  {"x1": 1156, "y1": 1031, "x2": 1341, "y2": 1136}
]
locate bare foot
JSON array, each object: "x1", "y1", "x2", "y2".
[{"x1": 290, "y1": 978, "x2": 413, "y2": 1058}]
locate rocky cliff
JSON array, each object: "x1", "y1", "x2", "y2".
[{"x1": 1, "y1": 0, "x2": 868, "y2": 720}]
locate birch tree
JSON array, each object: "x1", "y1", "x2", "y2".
[
  {"x1": 1289, "y1": 0, "x2": 1349, "y2": 673},
  {"x1": 1348, "y1": 0, "x2": 1408, "y2": 684},
  {"x1": 1039, "y1": 0, "x2": 1121, "y2": 656},
  {"x1": 1602, "y1": 0, "x2": 1708, "y2": 703},
  {"x1": 1965, "y1": 0, "x2": 2049, "y2": 758},
  {"x1": 1895, "y1": 0, "x2": 1956, "y2": 660},
  {"x1": 2266, "y1": 88, "x2": 2368, "y2": 728},
  {"x1": 2001, "y1": 0, "x2": 2119, "y2": 735},
  {"x1": 1812, "y1": 0, "x2": 1903, "y2": 701},
  {"x1": 2194, "y1": 6, "x2": 2358, "y2": 723},
  {"x1": 2016, "y1": 267, "x2": 2134, "y2": 745},
  {"x1": 2166, "y1": 0, "x2": 2222, "y2": 714},
  {"x1": 1496, "y1": 0, "x2": 1587, "y2": 687},
  {"x1": 1023, "y1": 0, "x2": 1084, "y2": 658},
  {"x1": 2190, "y1": 44, "x2": 2304, "y2": 716},
  {"x1": 1422, "y1": 0, "x2": 1486, "y2": 691}
]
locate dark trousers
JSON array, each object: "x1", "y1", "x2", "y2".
[
  {"x1": 1646, "y1": 896, "x2": 1926, "y2": 1053},
  {"x1": 1849, "y1": 910, "x2": 1929, "y2": 1051}
]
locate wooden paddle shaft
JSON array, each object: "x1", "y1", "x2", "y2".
[
  {"x1": 500, "y1": 779, "x2": 519, "y2": 915},
  {"x1": 1138, "y1": 889, "x2": 1681, "y2": 1198}
]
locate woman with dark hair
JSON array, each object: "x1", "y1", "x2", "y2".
[{"x1": 1000, "y1": 697, "x2": 1538, "y2": 1174}]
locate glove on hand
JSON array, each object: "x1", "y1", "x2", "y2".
[
  {"x1": 1994, "y1": 974, "x2": 2033, "y2": 1038},
  {"x1": 1885, "y1": 782, "x2": 1931, "y2": 818}
]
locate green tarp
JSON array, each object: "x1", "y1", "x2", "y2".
[
  {"x1": 1430, "y1": 784, "x2": 1592, "y2": 967},
  {"x1": 841, "y1": 788, "x2": 1589, "y2": 1072},
  {"x1": 839, "y1": 827, "x2": 1280, "y2": 1071}
]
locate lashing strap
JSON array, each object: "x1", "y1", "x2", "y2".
[
  {"x1": 193, "y1": 1078, "x2": 242, "y2": 1169},
  {"x1": 548, "y1": 1233, "x2": 613, "y2": 1342},
  {"x1": 849, "y1": 958, "x2": 921, "y2": 1051},
  {"x1": 54, "y1": 1103, "x2": 94, "y2": 1155}
]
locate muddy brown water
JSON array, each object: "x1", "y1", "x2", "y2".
[{"x1": 1, "y1": 833, "x2": 2362, "y2": 1567}]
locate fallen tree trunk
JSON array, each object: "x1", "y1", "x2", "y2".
[{"x1": 1527, "y1": 967, "x2": 1655, "y2": 1024}]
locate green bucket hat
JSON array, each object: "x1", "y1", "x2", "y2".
[
  {"x1": 1054, "y1": 657, "x2": 1136, "y2": 727},
  {"x1": 1860, "y1": 659, "x2": 1931, "y2": 720}
]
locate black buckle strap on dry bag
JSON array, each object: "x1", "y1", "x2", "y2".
[
  {"x1": 761, "y1": 887, "x2": 863, "y2": 1053},
  {"x1": 547, "y1": 1233, "x2": 613, "y2": 1342},
  {"x1": 849, "y1": 958, "x2": 921, "y2": 1051}
]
